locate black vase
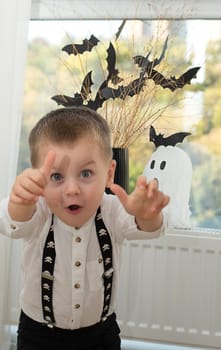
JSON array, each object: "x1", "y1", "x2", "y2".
[{"x1": 106, "y1": 147, "x2": 129, "y2": 194}]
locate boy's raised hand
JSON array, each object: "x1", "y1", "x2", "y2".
[
  {"x1": 9, "y1": 151, "x2": 55, "y2": 221},
  {"x1": 110, "y1": 175, "x2": 170, "y2": 232}
]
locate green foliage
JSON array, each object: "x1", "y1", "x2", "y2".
[
  {"x1": 128, "y1": 135, "x2": 153, "y2": 192},
  {"x1": 191, "y1": 154, "x2": 221, "y2": 228},
  {"x1": 195, "y1": 38, "x2": 221, "y2": 134}
]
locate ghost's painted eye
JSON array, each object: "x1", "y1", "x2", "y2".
[
  {"x1": 160, "y1": 161, "x2": 166, "y2": 170},
  {"x1": 150, "y1": 160, "x2": 155, "y2": 169}
]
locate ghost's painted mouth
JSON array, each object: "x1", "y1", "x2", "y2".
[{"x1": 154, "y1": 177, "x2": 159, "y2": 187}]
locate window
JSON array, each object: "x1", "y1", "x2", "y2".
[{"x1": 19, "y1": 17, "x2": 221, "y2": 229}]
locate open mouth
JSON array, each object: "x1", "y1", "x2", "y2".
[{"x1": 68, "y1": 204, "x2": 81, "y2": 211}]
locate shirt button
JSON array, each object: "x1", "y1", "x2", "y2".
[
  {"x1": 98, "y1": 258, "x2": 103, "y2": 264},
  {"x1": 10, "y1": 224, "x2": 17, "y2": 230},
  {"x1": 75, "y1": 261, "x2": 81, "y2": 267},
  {"x1": 75, "y1": 237, "x2": 81, "y2": 243},
  {"x1": 74, "y1": 283, "x2": 80, "y2": 289},
  {"x1": 75, "y1": 304, "x2": 80, "y2": 309}
]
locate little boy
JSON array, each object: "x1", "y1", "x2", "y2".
[{"x1": 0, "y1": 106, "x2": 169, "y2": 350}]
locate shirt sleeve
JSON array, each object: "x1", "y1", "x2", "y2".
[
  {"x1": 0, "y1": 197, "x2": 48, "y2": 239},
  {"x1": 101, "y1": 194, "x2": 168, "y2": 243},
  {"x1": 122, "y1": 209, "x2": 168, "y2": 240}
]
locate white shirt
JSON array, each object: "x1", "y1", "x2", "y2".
[{"x1": 0, "y1": 193, "x2": 167, "y2": 329}]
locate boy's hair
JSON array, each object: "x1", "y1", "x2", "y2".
[{"x1": 29, "y1": 106, "x2": 112, "y2": 166}]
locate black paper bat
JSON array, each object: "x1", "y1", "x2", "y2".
[
  {"x1": 52, "y1": 40, "x2": 123, "y2": 110},
  {"x1": 51, "y1": 94, "x2": 80, "y2": 107},
  {"x1": 51, "y1": 71, "x2": 93, "y2": 107},
  {"x1": 106, "y1": 42, "x2": 123, "y2": 85},
  {"x1": 133, "y1": 35, "x2": 169, "y2": 76},
  {"x1": 62, "y1": 34, "x2": 100, "y2": 55},
  {"x1": 87, "y1": 80, "x2": 108, "y2": 110},
  {"x1": 52, "y1": 78, "x2": 108, "y2": 111},
  {"x1": 148, "y1": 66, "x2": 201, "y2": 91},
  {"x1": 101, "y1": 75, "x2": 146, "y2": 100},
  {"x1": 149, "y1": 125, "x2": 191, "y2": 147},
  {"x1": 79, "y1": 71, "x2": 93, "y2": 100}
]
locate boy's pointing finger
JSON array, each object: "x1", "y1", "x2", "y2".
[{"x1": 40, "y1": 150, "x2": 56, "y2": 178}]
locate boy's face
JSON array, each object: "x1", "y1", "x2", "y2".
[{"x1": 37, "y1": 135, "x2": 116, "y2": 228}]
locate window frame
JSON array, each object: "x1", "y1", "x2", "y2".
[{"x1": 30, "y1": 0, "x2": 221, "y2": 20}]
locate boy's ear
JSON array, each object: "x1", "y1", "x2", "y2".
[{"x1": 106, "y1": 159, "x2": 116, "y2": 187}]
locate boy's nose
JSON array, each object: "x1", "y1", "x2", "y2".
[{"x1": 65, "y1": 179, "x2": 80, "y2": 195}]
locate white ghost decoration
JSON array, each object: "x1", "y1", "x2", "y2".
[{"x1": 143, "y1": 126, "x2": 192, "y2": 229}]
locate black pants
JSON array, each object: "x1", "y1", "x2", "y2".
[{"x1": 17, "y1": 311, "x2": 121, "y2": 350}]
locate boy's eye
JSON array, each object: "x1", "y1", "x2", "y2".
[
  {"x1": 50, "y1": 173, "x2": 63, "y2": 182},
  {"x1": 80, "y1": 169, "x2": 92, "y2": 178}
]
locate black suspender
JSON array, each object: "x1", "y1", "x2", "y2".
[
  {"x1": 41, "y1": 207, "x2": 114, "y2": 327},
  {"x1": 95, "y1": 207, "x2": 114, "y2": 322},
  {"x1": 41, "y1": 215, "x2": 56, "y2": 327}
]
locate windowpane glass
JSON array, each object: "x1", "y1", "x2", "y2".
[{"x1": 19, "y1": 19, "x2": 221, "y2": 229}]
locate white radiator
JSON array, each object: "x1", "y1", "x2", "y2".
[{"x1": 116, "y1": 229, "x2": 221, "y2": 349}]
